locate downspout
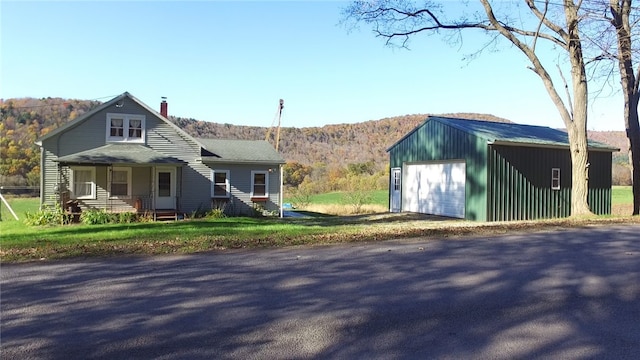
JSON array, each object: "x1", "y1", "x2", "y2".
[
  {"x1": 39, "y1": 146, "x2": 44, "y2": 209},
  {"x1": 280, "y1": 164, "x2": 284, "y2": 218}
]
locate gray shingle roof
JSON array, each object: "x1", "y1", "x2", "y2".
[
  {"x1": 55, "y1": 144, "x2": 185, "y2": 164},
  {"x1": 198, "y1": 139, "x2": 285, "y2": 164}
]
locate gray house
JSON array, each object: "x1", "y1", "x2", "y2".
[
  {"x1": 36, "y1": 92, "x2": 285, "y2": 219},
  {"x1": 388, "y1": 116, "x2": 618, "y2": 221}
]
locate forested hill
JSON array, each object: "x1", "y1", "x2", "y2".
[
  {"x1": 171, "y1": 112, "x2": 514, "y2": 167},
  {"x1": 0, "y1": 97, "x2": 628, "y2": 185}
]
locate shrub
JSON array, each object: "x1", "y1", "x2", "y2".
[
  {"x1": 80, "y1": 210, "x2": 138, "y2": 225},
  {"x1": 24, "y1": 203, "x2": 70, "y2": 226},
  {"x1": 117, "y1": 212, "x2": 137, "y2": 224},
  {"x1": 290, "y1": 183, "x2": 313, "y2": 208},
  {"x1": 342, "y1": 175, "x2": 375, "y2": 214},
  {"x1": 206, "y1": 208, "x2": 226, "y2": 219},
  {"x1": 80, "y1": 209, "x2": 113, "y2": 225},
  {"x1": 190, "y1": 204, "x2": 209, "y2": 219}
]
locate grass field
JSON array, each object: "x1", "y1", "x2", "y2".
[
  {"x1": 287, "y1": 190, "x2": 388, "y2": 206},
  {"x1": 1, "y1": 187, "x2": 637, "y2": 262},
  {"x1": 612, "y1": 185, "x2": 633, "y2": 204},
  {"x1": 0, "y1": 196, "x2": 39, "y2": 221}
]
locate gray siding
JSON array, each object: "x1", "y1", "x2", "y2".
[
  {"x1": 40, "y1": 96, "x2": 210, "y2": 214},
  {"x1": 41, "y1": 147, "x2": 59, "y2": 207},
  {"x1": 41, "y1": 95, "x2": 282, "y2": 216},
  {"x1": 207, "y1": 163, "x2": 282, "y2": 216}
]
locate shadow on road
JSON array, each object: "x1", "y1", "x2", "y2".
[{"x1": 2, "y1": 225, "x2": 639, "y2": 359}]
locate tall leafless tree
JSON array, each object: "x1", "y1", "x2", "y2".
[
  {"x1": 608, "y1": 0, "x2": 640, "y2": 214},
  {"x1": 344, "y1": 0, "x2": 594, "y2": 216}
]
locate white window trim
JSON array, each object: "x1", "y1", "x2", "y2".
[
  {"x1": 251, "y1": 170, "x2": 269, "y2": 198},
  {"x1": 106, "y1": 113, "x2": 146, "y2": 143},
  {"x1": 551, "y1": 168, "x2": 561, "y2": 190},
  {"x1": 109, "y1": 167, "x2": 132, "y2": 199},
  {"x1": 211, "y1": 169, "x2": 231, "y2": 198},
  {"x1": 70, "y1": 166, "x2": 96, "y2": 200}
]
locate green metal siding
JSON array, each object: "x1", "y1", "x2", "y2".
[
  {"x1": 488, "y1": 145, "x2": 571, "y2": 221},
  {"x1": 389, "y1": 120, "x2": 488, "y2": 221},
  {"x1": 587, "y1": 151, "x2": 612, "y2": 215},
  {"x1": 487, "y1": 146, "x2": 612, "y2": 220},
  {"x1": 389, "y1": 118, "x2": 613, "y2": 221}
]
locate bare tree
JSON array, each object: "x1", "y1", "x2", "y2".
[
  {"x1": 343, "y1": 0, "x2": 594, "y2": 216},
  {"x1": 608, "y1": 0, "x2": 640, "y2": 214}
]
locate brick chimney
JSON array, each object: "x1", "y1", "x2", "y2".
[{"x1": 160, "y1": 97, "x2": 168, "y2": 118}]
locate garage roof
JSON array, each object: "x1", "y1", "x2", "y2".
[{"x1": 388, "y1": 116, "x2": 619, "y2": 152}]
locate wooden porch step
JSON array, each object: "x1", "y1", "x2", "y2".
[{"x1": 154, "y1": 209, "x2": 178, "y2": 221}]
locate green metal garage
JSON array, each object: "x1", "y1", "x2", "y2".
[{"x1": 387, "y1": 116, "x2": 618, "y2": 221}]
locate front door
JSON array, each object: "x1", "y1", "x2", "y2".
[
  {"x1": 155, "y1": 167, "x2": 176, "y2": 209},
  {"x1": 390, "y1": 167, "x2": 401, "y2": 213}
]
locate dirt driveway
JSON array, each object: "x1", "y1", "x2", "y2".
[{"x1": 2, "y1": 224, "x2": 639, "y2": 359}]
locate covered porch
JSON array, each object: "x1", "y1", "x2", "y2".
[{"x1": 54, "y1": 144, "x2": 185, "y2": 221}]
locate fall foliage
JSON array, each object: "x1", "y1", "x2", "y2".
[{"x1": 0, "y1": 97, "x2": 630, "y2": 189}]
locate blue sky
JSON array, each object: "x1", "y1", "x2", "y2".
[{"x1": 1, "y1": 1, "x2": 623, "y2": 130}]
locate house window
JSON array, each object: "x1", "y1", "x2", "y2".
[
  {"x1": 71, "y1": 167, "x2": 96, "y2": 199},
  {"x1": 211, "y1": 170, "x2": 230, "y2": 198},
  {"x1": 110, "y1": 167, "x2": 131, "y2": 198},
  {"x1": 129, "y1": 119, "x2": 142, "y2": 138},
  {"x1": 106, "y1": 113, "x2": 145, "y2": 143},
  {"x1": 251, "y1": 170, "x2": 268, "y2": 198},
  {"x1": 110, "y1": 117, "x2": 124, "y2": 137},
  {"x1": 551, "y1": 168, "x2": 561, "y2": 190}
]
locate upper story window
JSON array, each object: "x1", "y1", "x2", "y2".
[{"x1": 106, "y1": 113, "x2": 145, "y2": 143}]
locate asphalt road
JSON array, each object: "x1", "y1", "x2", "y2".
[{"x1": 2, "y1": 224, "x2": 639, "y2": 359}]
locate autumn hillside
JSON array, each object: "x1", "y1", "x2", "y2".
[{"x1": 0, "y1": 97, "x2": 629, "y2": 186}]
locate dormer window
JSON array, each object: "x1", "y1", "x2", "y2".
[{"x1": 106, "y1": 113, "x2": 145, "y2": 143}]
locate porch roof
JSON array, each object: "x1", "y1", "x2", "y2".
[{"x1": 54, "y1": 144, "x2": 185, "y2": 165}]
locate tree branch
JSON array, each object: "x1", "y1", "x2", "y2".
[
  {"x1": 525, "y1": 0, "x2": 569, "y2": 40},
  {"x1": 531, "y1": 0, "x2": 550, "y2": 52},
  {"x1": 479, "y1": 0, "x2": 573, "y2": 126},
  {"x1": 557, "y1": 63, "x2": 574, "y2": 117}
]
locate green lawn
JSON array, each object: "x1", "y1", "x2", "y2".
[
  {"x1": 612, "y1": 186, "x2": 633, "y2": 205},
  {"x1": 1, "y1": 187, "x2": 637, "y2": 262},
  {"x1": 0, "y1": 196, "x2": 39, "y2": 222}
]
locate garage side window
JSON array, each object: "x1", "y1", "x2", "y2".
[{"x1": 551, "y1": 168, "x2": 560, "y2": 190}]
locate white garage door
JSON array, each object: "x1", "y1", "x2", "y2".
[{"x1": 402, "y1": 162, "x2": 466, "y2": 218}]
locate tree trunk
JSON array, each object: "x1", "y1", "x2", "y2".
[
  {"x1": 565, "y1": 1, "x2": 593, "y2": 216},
  {"x1": 611, "y1": 0, "x2": 640, "y2": 215},
  {"x1": 567, "y1": 122, "x2": 592, "y2": 215},
  {"x1": 627, "y1": 107, "x2": 640, "y2": 215}
]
